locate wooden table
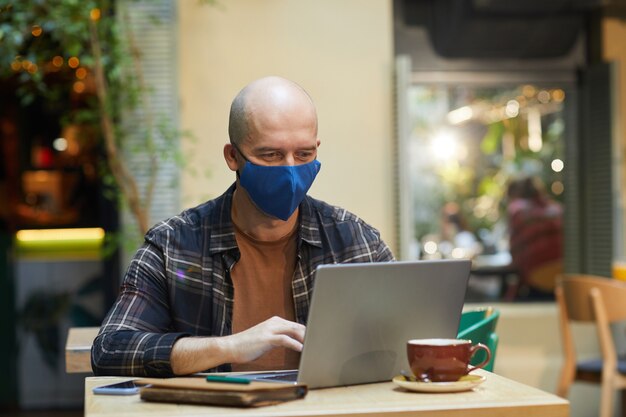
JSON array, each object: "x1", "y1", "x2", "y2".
[
  {"x1": 66, "y1": 326, "x2": 99, "y2": 373},
  {"x1": 85, "y1": 370, "x2": 569, "y2": 417}
]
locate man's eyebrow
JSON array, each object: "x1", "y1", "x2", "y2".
[
  {"x1": 252, "y1": 145, "x2": 317, "y2": 153},
  {"x1": 251, "y1": 146, "x2": 280, "y2": 153}
]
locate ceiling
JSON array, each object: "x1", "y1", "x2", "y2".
[{"x1": 402, "y1": 0, "x2": 623, "y2": 58}]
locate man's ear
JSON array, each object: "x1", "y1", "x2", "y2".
[{"x1": 223, "y1": 143, "x2": 239, "y2": 172}]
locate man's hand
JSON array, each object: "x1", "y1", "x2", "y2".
[
  {"x1": 223, "y1": 316, "x2": 306, "y2": 364},
  {"x1": 170, "y1": 316, "x2": 305, "y2": 375}
]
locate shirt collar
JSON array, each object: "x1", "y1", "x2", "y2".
[
  {"x1": 207, "y1": 184, "x2": 323, "y2": 255},
  {"x1": 207, "y1": 184, "x2": 239, "y2": 255},
  {"x1": 298, "y1": 196, "x2": 323, "y2": 248}
]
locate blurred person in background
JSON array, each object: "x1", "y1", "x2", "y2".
[
  {"x1": 506, "y1": 176, "x2": 563, "y2": 299},
  {"x1": 439, "y1": 202, "x2": 481, "y2": 259}
]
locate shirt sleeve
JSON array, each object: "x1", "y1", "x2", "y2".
[
  {"x1": 374, "y1": 238, "x2": 395, "y2": 262},
  {"x1": 355, "y1": 220, "x2": 396, "y2": 263},
  {"x1": 91, "y1": 239, "x2": 190, "y2": 377}
]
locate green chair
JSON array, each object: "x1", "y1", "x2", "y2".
[{"x1": 457, "y1": 307, "x2": 500, "y2": 372}]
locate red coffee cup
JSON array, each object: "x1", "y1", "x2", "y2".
[{"x1": 407, "y1": 338, "x2": 491, "y2": 382}]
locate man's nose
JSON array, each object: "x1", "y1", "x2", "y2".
[{"x1": 285, "y1": 154, "x2": 296, "y2": 166}]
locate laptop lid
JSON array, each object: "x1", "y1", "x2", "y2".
[{"x1": 296, "y1": 259, "x2": 470, "y2": 388}]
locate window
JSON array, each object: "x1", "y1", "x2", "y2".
[{"x1": 396, "y1": 60, "x2": 577, "y2": 301}]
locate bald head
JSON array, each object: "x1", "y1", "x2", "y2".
[{"x1": 228, "y1": 76, "x2": 318, "y2": 146}]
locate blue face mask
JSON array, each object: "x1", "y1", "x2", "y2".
[{"x1": 234, "y1": 145, "x2": 321, "y2": 221}]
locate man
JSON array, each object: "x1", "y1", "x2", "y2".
[
  {"x1": 506, "y1": 176, "x2": 563, "y2": 299},
  {"x1": 91, "y1": 76, "x2": 394, "y2": 377}
]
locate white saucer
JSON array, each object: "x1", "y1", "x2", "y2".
[{"x1": 392, "y1": 374, "x2": 486, "y2": 393}]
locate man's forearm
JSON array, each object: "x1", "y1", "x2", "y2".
[
  {"x1": 170, "y1": 336, "x2": 233, "y2": 375},
  {"x1": 170, "y1": 317, "x2": 306, "y2": 375}
]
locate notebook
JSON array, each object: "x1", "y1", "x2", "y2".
[
  {"x1": 237, "y1": 259, "x2": 471, "y2": 389},
  {"x1": 135, "y1": 377, "x2": 307, "y2": 407}
]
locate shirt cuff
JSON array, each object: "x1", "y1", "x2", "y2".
[{"x1": 144, "y1": 332, "x2": 189, "y2": 377}]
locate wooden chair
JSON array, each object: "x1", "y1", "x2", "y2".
[{"x1": 555, "y1": 274, "x2": 626, "y2": 417}]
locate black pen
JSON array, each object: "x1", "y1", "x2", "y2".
[{"x1": 206, "y1": 375, "x2": 251, "y2": 384}]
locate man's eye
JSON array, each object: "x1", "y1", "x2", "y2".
[
  {"x1": 297, "y1": 152, "x2": 314, "y2": 160},
  {"x1": 261, "y1": 152, "x2": 280, "y2": 159}
]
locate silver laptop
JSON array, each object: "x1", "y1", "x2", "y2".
[{"x1": 238, "y1": 259, "x2": 470, "y2": 388}]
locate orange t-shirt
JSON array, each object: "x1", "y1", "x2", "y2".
[{"x1": 230, "y1": 221, "x2": 300, "y2": 371}]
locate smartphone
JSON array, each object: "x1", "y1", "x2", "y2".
[{"x1": 92, "y1": 380, "x2": 140, "y2": 395}]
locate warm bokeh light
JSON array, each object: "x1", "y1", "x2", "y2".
[
  {"x1": 552, "y1": 89, "x2": 566, "y2": 102},
  {"x1": 537, "y1": 90, "x2": 551, "y2": 104},
  {"x1": 527, "y1": 108, "x2": 542, "y2": 152},
  {"x1": 551, "y1": 181, "x2": 564, "y2": 195},
  {"x1": 68, "y1": 56, "x2": 80, "y2": 68},
  {"x1": 423, "y1": 241, "x2": 438, "y2": 255},
  {"x1": 16, "y1": 228, "x2": 105, "y2": 242},
  {"x1": 90, "y1": 8, "x2": 101, "y2": 21},
  {"x1": 53, "y1": 138, "x2": 68, "y2": 152},
  {"x1": 522, "y1": 85, "x2": 536, "y2": 97},
  {"x1": 431, "y1": 131, "x2": 466, "y2": 162},
  {"x1": 31, "y1": 25, "x2": 42, "y2": 37},
  {"x1": 76, "y1": 67, "x2": 87, "y2": 79},
  {"x1": 451, "y1": 248, "x2": 467, "y2": 259},
  {"x1": 73, "y1": 81, "x2": 85, "y2": 93},
  {"x1": 58, "y1": 125, "x2": 83, "y2": 156},
  {"x1": 52, "y1": 55, "x2": 64, "y2": 67},
  {"x1": 551, "y1": 158, "x2": 564, "y2": 172},
  {"x1": 447, "y1": 106, "x2": 473, "y2": 125},
  {"x1": 505, "y1": 100, "x2": 519, "y2": 118},
  {"x1": 27, "y1": 63, "x2": 38, "y2": 74},
  {"x1": 21, "y1": 60, "x2": 30, "y2": 70},
  {"x1": 10, "y1": 60, "x2": 21, "y2": 71}
]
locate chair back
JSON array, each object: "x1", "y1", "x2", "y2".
[
  {"x1": 558, "y1": 274, "x2": 626, "y2": 323},
  {"x1": 457, "y1": 307, "x2": 499, "y2": 372}
]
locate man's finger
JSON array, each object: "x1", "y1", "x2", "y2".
[
  {"x1": 270, "y1": 320, "x2": 306, "y2": 343},
  {"x1": 272, "y1": 334, "x2": 304, "y2": 352}
]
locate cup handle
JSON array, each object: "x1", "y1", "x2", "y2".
[{"x1": 467, "y1": 343, "x2": 492, "y2": 373}]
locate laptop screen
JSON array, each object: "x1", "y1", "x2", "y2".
[{"x1": 237, "y1": 259, "x2": 470, "y2": 389}]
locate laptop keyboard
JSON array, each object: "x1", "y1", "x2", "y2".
[{"x1": 258, "y1": 372, "x2": 299, "y2": 382}]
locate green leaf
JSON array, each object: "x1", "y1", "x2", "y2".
[{"x1": 481, "y1": 122, "x2": 504, "y2": 155}]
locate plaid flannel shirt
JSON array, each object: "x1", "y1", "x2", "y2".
[{"x1": 91, "y1": 184, "x2": 394, "y2": 377}]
